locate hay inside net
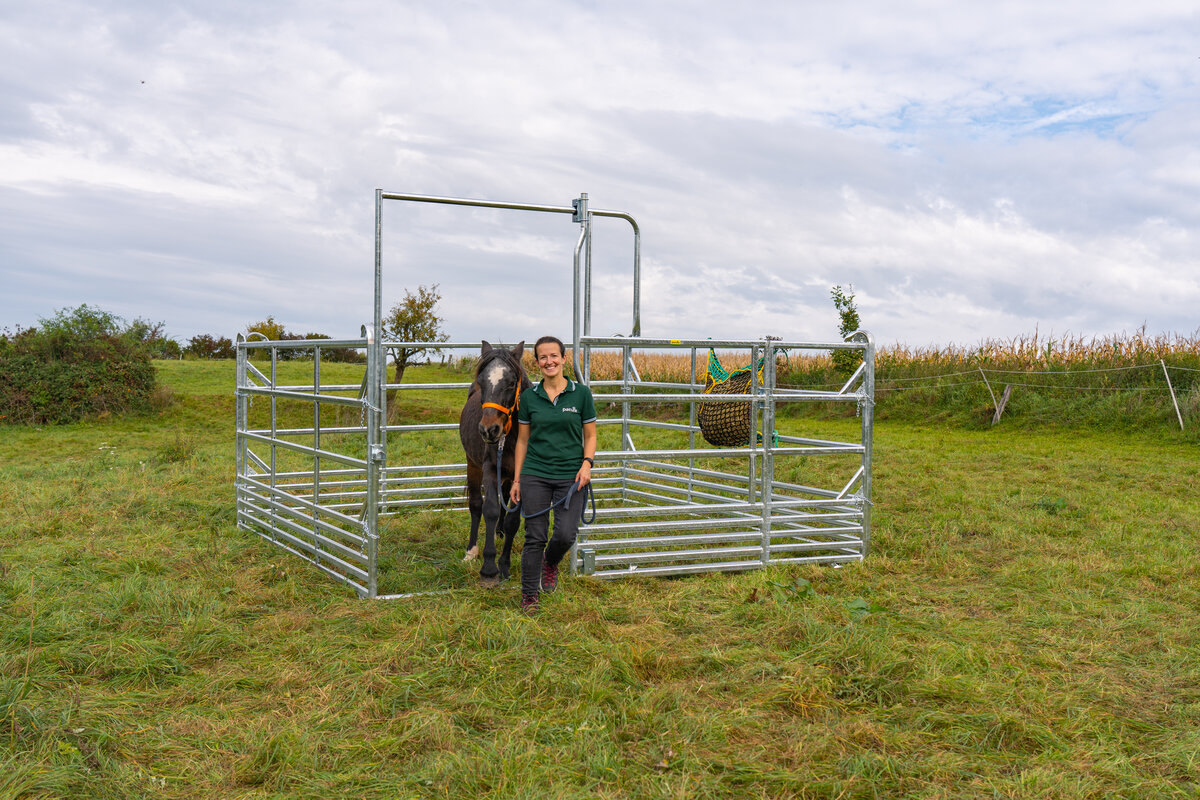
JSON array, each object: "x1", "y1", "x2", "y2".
[{"x1": 698, "y1": 349, "x2": 763, "y2": 447}]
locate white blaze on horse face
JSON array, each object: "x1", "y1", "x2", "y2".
[{"x1": 484, "y1": 362, "x2": 508, "y2": 393}]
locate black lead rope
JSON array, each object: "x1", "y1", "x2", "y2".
[{"x1": 496, "y1": 439, "x2": 596, "y2": 524}]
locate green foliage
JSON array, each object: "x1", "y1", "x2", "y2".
[
  {"x1": 245, "y1": 315, "x2": 288, "y2": 342},
  {"x1": 830, "y1": 284, "x2": 863, "y2": 375},
  {"x1": 778, "y1": 328, "x2": 1200, "y2": 431},
  {"x1": 183, "y1": 333, "x2": 236, "y2": 360},
  {"x1": 2, "y1": 372, "x2": 1199, "y2": 797},
  {"x1": 234, "y1": 319, "x2": 365, "y2": 363},
  {"x1": 0, "y1": 305, "x2": 157, "y2": 424},
  {"x1": 382, "y1": 284, "x2": 450, "y2": 383},
  {"x1": 125, "y1": 318, "x2": 181, "y2": 359}
]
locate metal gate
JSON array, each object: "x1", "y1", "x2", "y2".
[{"x1": 235, "y1": 191, "x2": 874, "y2": 598}]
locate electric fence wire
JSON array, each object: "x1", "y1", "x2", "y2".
[{"x1": 779, "y1": 361, "x2": 1194, "y2": 392}]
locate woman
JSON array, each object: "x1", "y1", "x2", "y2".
[{"x1": 509, "y1": 335, "x2": 597, "y2": 614}]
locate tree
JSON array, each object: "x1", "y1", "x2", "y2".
[
  {"x1": 381, "y1": 285, "x2": 449, "y2": 384},
  {"x1": 125, "y1": 317, "x2": 181, "y2": 359},
  {"x1": 184, "y1": 334, "x2": 236, "y2": 359},
  {"x1": 830, "y1": 284, "x2": 863, "y2": 375}
]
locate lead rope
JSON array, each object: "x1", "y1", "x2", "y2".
[{"x1": 496, "y1": 438, "x2": 595, "y2": 523}]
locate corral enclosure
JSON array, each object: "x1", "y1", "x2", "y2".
[{"x1": 235, "y1": 192, "x2": 875, "y2": 598}]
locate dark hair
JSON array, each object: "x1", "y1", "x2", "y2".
[{"x1": 534, "y1": 335, "x2": 565, "y2": 357}]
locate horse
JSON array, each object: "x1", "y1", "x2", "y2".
[{"x1": 458, "y1": 340, "x2": 530, "y2": 587}]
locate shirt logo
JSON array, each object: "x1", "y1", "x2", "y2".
[{"x1": 562, "y1": 406, "x2": 578, "y2": 413}]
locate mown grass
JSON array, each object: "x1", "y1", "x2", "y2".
[{"x1": 1, "y1": 361, "x2": 1198, "y2": 798}]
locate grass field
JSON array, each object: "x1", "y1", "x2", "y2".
[{"x1": 1, "y1": 360, "x2": 1198, "y2": 798}]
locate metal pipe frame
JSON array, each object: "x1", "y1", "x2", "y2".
[{"x1": 236, "y1": 190, "x2": 873, "y2": 597}]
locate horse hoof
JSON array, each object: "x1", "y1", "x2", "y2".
[
  {"x1": 479, "y1": 576, "x2": 501, "y2": 589},
  {"x1": 463, "y1": 546, "x2": 479, "y2": 562}
]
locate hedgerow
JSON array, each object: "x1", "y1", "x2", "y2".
[{"x1": 0, "y1": 305, "x2": 158, "y2": 425}]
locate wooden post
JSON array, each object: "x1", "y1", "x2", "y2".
[{"x1": 992, "y1": 384, "x2": 1013, "y2": 426}]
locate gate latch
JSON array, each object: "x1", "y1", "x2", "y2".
[{"x1": 369, "y1": 444, "x2": 386, "y2": 464}]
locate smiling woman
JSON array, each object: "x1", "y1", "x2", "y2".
[{"x1": 509, "y1": 334, "x2": 597, "y2": 615}]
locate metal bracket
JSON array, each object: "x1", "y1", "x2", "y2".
[{"x1": 572, "y1": 193, "x2": 589, "y2": 223}]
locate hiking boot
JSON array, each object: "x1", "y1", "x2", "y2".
[
  {"x1": 541, "y1": 561, "x2": 559, "y2": 593},
  {"x1": 520, "y1": 593, "x2": 540, "y2": 615}
]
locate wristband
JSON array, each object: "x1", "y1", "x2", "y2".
[{"x1": 582, "y1": 457, "x2": 594, "y2": 465}]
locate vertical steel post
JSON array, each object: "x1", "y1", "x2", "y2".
[
  {"x1": 366, "y1": 190, "x2": 386, "y2": 598},
  {"x1": 571, "y1": 193, "x2": 589, "y2": 380},
  {"x1": 760, "y1": 339, "x2": 777, "y2": 566},
  {"x1": 688, "y1": 346, "x2": 697, "y2": 503},
  {"x1": 235, "y1": 334, "x2": 247, "y2": 512},
  {"x1": 313, "y1": 346, "x2": 323, "y2": 568},
  {"x1": 747, "y1": 344, "x2": 759, "y2": 504},
  {"x1": 853, "y1": 331, "x2": 876, "y2": 555}
]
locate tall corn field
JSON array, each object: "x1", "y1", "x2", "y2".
[{"x1": 490, "y1": 329, "x2": 1200, "y2": 429}]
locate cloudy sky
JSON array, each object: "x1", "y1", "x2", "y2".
[{"x1": 3, "y1": 1, "x2": 1198, "y2": 350}]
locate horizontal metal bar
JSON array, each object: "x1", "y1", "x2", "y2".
[
  {"x1": 236, "y1": 506, "x2": 368, "y2": 575},
  {"x1": 581, "y1": 516, "x2": 765, "y2": 536},
  {"x1": 580, "y1": 335, "x2": 868, "y2": 351},
  {"x1": 372, "y1": 590, "x2": 460, "y2": 601},
  {"x1": 584, "y1": 559, "x2": 766, "y2": 578},
  {"x1": 238, "y1": 519, "x2": 370, "y2": 593},
  {"x1": 767, "y1": 554, "x2": 864, "y2": 567},
  {"x1": 238, "y1": 475, "x2": 369, "y2": 532},
  {"x1": 379, "y1": 191, "x2": 577, "y2": 215},
  {"x1": 580, "y1": 530, "x2": 764, "y2": 549},
  {"x1": 769, "y1": 539, "x2": 864, "y2": 554},
  {"x1": 383, "y1": 423, "x2": 460, "y2": 433},
  {"x1": 265, "y1": 426, "x2": 369, "y2": 438},
  {"x1": 382, "y1": 383, "x2": 473, "y2": 392},
  {"x1": 242, "y1": 386, "x2": 366, "y2": 407},
  {"x1": 239, "y1": 431, "x2": 368, "y2": 469},
  {"x1": 593, "y1": 545, "x2": 765, "y2": 565},
  {"x1": 239, "y1": 337, "x2": 368, "y2": 350},
  {"x1": 624, "y1": 419, "x2": 700, "y2": 433}
]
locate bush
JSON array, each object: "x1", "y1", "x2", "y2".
[{"x1": 0, "y1": 305, "x2": 158, "y2": 425}]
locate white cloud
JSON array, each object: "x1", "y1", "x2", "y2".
[{"x1": 1, "y1": 0, "x2": 1198, "y2": 348}]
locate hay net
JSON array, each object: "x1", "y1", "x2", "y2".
[{"x1": 698, "y1": 349, "x2": 764, "y2": 447}]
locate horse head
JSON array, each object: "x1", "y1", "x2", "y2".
[{"x1": 475, "y1": 340, "x2": 527, "y2": 445}]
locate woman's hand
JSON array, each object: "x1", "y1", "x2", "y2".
[
  {"x1": 575, "y1": 461, "x2": 592, "y2": 489},
  {"x1": 510, "y1": 480, "x2": 521, "y2": 505}
]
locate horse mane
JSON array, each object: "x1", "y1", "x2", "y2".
[{"x1": 474, "y1": 346, "x2": 531, "y2": 390}]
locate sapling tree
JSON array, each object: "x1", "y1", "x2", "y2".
[
  {"x1": 831, "y1": 284, "x2": 863, "y2": 375},
  {"x1": 382, "y1": 284, "x2": 450, "y2": 384}
]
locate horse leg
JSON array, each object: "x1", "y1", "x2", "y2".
[
  {"x1": 464, "y1": 462, "x2": 483, "y2": 561},
  {"x1": 477, "y1": 460, "x2": 501, "y2": 585},
  {"x1": 479, "y1": 481, "x2": 502, "y2": 588},
  {"x1": 497, "y1": 502, "x2": 520, "y2": 581}
]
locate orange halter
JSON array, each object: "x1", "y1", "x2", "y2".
[{"x1": 481, "y1": 387, "x2": 520, "y2": 436}]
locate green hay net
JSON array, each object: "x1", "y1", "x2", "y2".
[{"x1": 698, "y1": 349, "x2": 764, "y2": 447}]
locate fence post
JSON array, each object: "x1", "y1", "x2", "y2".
[
  {"x1": 1161, "y1": 359, "x2": 1185, "y2": 431},
  {"x1": 978, "y1": 367, "x2": 998, "y2": 419},
  {"x1": 992, "y1": 385, "x2": 1013, "y2": 426}
]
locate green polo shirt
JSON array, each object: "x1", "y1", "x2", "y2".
[{"x1": 517, "y1": 378, "x2": 597, "y2": 481}]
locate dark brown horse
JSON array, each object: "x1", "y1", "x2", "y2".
[{"x1": 458, "y1": 341, "x2": 529, "y2": 587}]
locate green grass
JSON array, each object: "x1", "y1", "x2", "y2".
[{"x1": 0, "y1": 362, "x2": 1198, "y2": 798}]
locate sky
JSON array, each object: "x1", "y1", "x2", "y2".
[{"x1": 2, "y1": 1, "x2": 1198, "y2": 351}]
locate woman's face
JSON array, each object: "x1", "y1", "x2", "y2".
[{"x1": 536, "y1": 342, "x2": 564, "y2": 378}]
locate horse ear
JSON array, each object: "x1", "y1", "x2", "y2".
[
  {"x1": 513, "y1": 341, "x2": 524, "y2": 359},
  {"x1": 480, "y1": 340, "x2": 493, "y2": 355}
]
